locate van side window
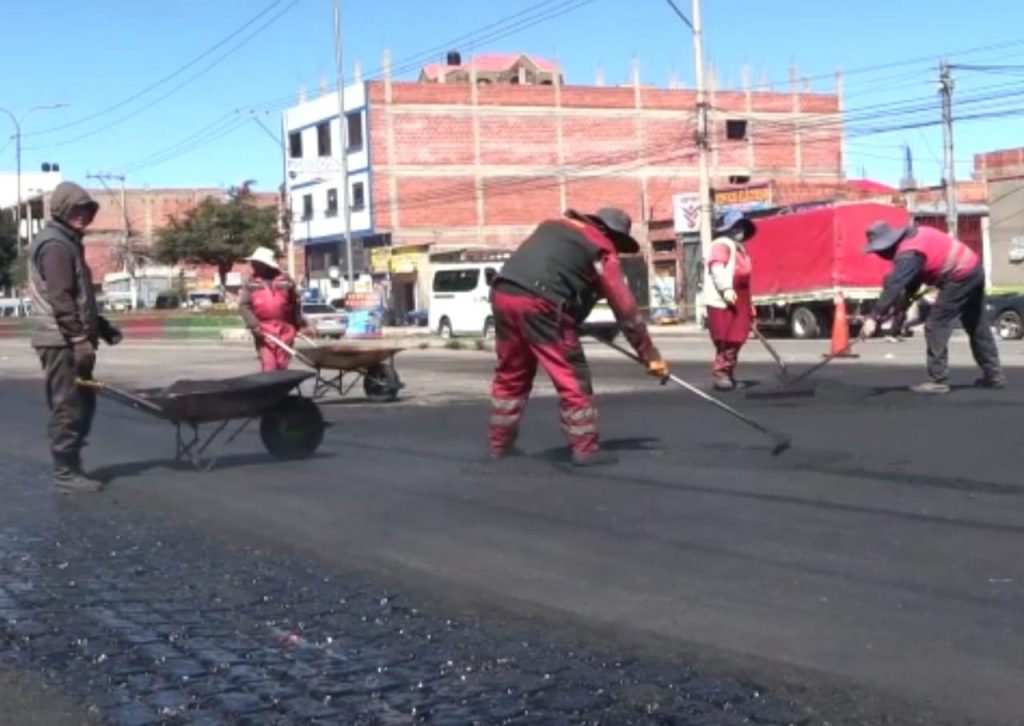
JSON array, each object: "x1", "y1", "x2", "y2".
[
  {"x1": 484, "y1": 268, "x2": 497, "y2": 286},
  {"x1": 433, "y1": 269, "x2": 481, "y2": 293}
]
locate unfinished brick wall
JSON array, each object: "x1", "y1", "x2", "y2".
[
  {"x1": 367, "y1": 78, "x2": 843, "y2": 251},
  {"x1": 76, "y1": 188, "x2": 282, "y2": 283}
]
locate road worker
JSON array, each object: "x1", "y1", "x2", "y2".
[
  {"x1": 27, "y1": 181, "x2": 124, "y2": 493},
  {"x1": 862, "y1": 221, "x2": 1004, "y2": 394},
  {"x1": 704, "y1": 210, "x2": 757, "y2": 391},
  {"x1": 238, "y1": 247, "x2": 305, "y2": 372},
  {"x1": 487, "y1": 207, "x2": 669, "y2": 467}
]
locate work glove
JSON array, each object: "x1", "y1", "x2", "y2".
[
  {"x1": 72, "y1": 340, "x2": 96, "y2": 377},
  {"x1": 250, "y1": 328, "x2": 265, "y2": 344},
  {"x1": 647, "y1": 358, "x2": 670, "y2": 380},
  {"x1": 723, "y1": 289, "x2": 738, "y2": 306},
  {"x1": 98, "y1": 317, "x2": 123, "y2": 346},
  {"x1": 860, "y1": 317, "x2": 878, "y2": 340}
]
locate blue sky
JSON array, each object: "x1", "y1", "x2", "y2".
[{"x1": 2, "y1": 0, "x2": 1021, "y2": 192}]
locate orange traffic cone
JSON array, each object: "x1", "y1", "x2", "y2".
[{"x1": 825, "y1": 292, "x2": 859, "y2": 358}]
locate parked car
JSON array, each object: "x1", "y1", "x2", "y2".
[
  {"x1": 987, "y1": 293, "x2": 1024, "y2": 340},
  {"x1": 302, "y1": 303, "x2": 348, "y2": 339}
]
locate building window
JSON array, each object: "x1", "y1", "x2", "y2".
[
  {"x1": 351, "y1": 181, "x2": 365, "y2": 211},
  {"x1": 346, "y1": 112, "x2": 363, "y2": 151},
  {"x1": 326, "y1": 188, "x2": 338, "y2": 217},
  {"x1": 301, "y1": 194, "x2": 313, "y2": 221},
  {"x1": 317, "y1": 122, "x2": 332, "y2": 157},
  {"x1": 726, "y1": 119, "x2": 749, "y2": 141},
  {"x1": 288, "y1": 131, "x2": 303, "y2": 158}
]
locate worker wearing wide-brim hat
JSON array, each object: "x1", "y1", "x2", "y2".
[
  {"x1": 862, "y1": 220, "x2": 1004, "y2": 394},
  {"x1": 238, "y1": 246, "x2": 306, "y2": 371},
  {"x1": 704, "y1": 210, "x2": 757, "y2": 391}
]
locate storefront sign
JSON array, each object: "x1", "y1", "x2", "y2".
[
  {"x1": 370, "y1": 248, "x2": 391, "y2": 274},
  {"x1": 345, "y1": 291, "x2": 382, "y2": 310},
  {"x1": 713, "y1": 184, "x2": 773, "y2": 212},
  {"x1": 389, "y1": 247, "x2": 427, "y2": 274},
  {"x1": 672, "y1": 193, "x2": 701, "y2": 234}
]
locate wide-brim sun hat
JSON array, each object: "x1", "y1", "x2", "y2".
[
  {"x1": 566, "y1": 207, "x2": 641, "y2": 254},
  {"x1": 864, "y1": 220, "x2": 911, "y2": 254},
  {"x1": 246, "y1": 246, "x2": 281, "y2": 270},
  {"x1": 715, "y1": 209, "x2": 756, "y2": 241}
]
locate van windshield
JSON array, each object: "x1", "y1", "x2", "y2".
[{"x1": 433, "y1": 269, "x2": 480, "y2": 293}]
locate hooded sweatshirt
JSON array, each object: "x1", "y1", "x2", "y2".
[{"x1": 27, "y1": 182, "x2": 101, "y2": 347}]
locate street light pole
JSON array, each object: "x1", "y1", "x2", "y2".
[
  {"x1": 0, "y1": 103, "x2": 69, "y2": 250},
  {"x1": 691, "y1": 0, "x2": 713, "y2": 294},
  {"x1": 333, "y1": 0, "x2": 355, "y2": 292}
]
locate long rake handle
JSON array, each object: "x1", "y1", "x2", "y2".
[
  {"x1": 596, "y1": 338, "x2": 791, "y2": 454},
  {"x1": 751, "y1": 327, "x2": 789, "y2": 378},
  {"x1": 782, "y1": 339, "x2": 859, "y2": 388}
]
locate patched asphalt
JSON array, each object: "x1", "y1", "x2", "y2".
[{"x1": 0, "y1": 344, "x2": 1022, "y2": 725}]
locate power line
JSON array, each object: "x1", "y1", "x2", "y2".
[
  {"x1": 24, "y1": 0, "x2": 304, "y2": 150},
  {"x1": 25, "y1": 0, "x2": 287, "y2": 138}
]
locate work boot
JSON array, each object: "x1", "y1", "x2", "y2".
[
  {"x1": 909, "y1": 380, "x2": 951, "y2": 395},
  {"x1": 712, "y1": 375, "x2": 736, "y2": 392},
  {"x1": 53, "y1": 454, "x2": 105, "y2": 494},
  {"x1": 975, "y1": 372, "x2": 1007, "y2": 389},
  {"x1": 571, "y1": 449, "x2": 618, "y2": 468}
]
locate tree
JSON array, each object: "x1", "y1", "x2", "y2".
[
  {"x1": 0, "y1": 210, "x2": 17, "y2": 292},
  {"x1": 154, "y1": 182, "x2": 279, "y2": 292}
]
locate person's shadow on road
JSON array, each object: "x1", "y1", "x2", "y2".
[{"x1": 90, "y1": 452, "x2": 337, "y2": 484}]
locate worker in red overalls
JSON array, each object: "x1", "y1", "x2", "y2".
[
  {"x1": 488, "y1": 208, "x2": 669, "y2": 467},
  {"x1": 238, "y1": 246, "x2": 306, "y2": 371},
  {"x1": 862, "y1": 221, "x2": 1004, "y2": 394},
  {"x1": 704, "y1": 210, "x2": 757, "y2": 391}
]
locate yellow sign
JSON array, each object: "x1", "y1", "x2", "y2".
[
  {"x1": 370, "y1": 248, "x2": 391, "y2": 274},
  {"x1": 713, "y1": 184, "x2": 773, "y2": 208},
  {"x1": 390, "y1": 247, "x2": 426, "y2": 275}
]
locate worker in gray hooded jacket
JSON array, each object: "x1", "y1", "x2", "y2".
[{"x1": 27, "y1": 181, "x2": 123, "y2": 493}]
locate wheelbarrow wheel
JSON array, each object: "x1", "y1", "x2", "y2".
[
  {"x1": 260, "y1": 396, "x2": 325, "y2": 460},
  {"x1": 363, "y1": 363, "x2": 401, "y2": 403}
]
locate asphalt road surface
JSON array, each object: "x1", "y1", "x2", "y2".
[{"x1": 0, "y1": 335, "x2": 1021, "y2": 725}]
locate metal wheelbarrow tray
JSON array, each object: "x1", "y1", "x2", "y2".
[
  {"x1": 79, "y1": 370, "x2": 326, "y2": 470},
  {"x1": 267, "y1": 334, "x2": 405, "y2": 402}
]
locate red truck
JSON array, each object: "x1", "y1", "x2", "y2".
[{"x1": 746, "y1": 202, "x2": 912, "y2": 338}]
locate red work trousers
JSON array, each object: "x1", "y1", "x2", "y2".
[
  {"x1": 712, "y1": 341, "x2": 743, "y2": 381},
  {"x1": 256, "y1": 322, "x2": 296, "y2": 372},
  {"x1": 488, "y1": 288, "x2": 599, "y2": 456}
]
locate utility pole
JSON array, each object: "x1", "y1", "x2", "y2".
[
  {"x1": 87, "y1": 172, "x2": 136, "y2": 310},
  {"x1": 238, "y1": 108, "x2": 296, "y2": 278},
  {"x1": 691, "y1": 0, "x2": 713, "y2": 320},
  {"x1": 0, "y1": 104, "x2": 69, "y2": 251},
  {"x1": 939, "y1": 60, "x2": 958, "y2": 236},
  {"x1": 333, "y1": 0, "x2": 355, "y2": 291}
]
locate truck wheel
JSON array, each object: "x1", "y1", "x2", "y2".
[
  {"x1": 789, "y1": 306, "x2": 822, "y2": 339},
  {"x1": 996, "y1": 310, "x2": 1024, "y2": 340}
]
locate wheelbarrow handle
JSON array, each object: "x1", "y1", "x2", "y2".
[
  {"x1": 263, "y1": 333, "x2": 316, "y2": 367},
  {"x1": 75, "y1": 377, "x2": 166, "y2": 416}
]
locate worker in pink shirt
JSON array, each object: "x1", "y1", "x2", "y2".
[{"x1": 704, "y1": 211, "x2": 757, "y2": 391}]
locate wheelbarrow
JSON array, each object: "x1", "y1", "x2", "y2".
[
  {"x1": 77, "y1": 370, "x2": 326, "y2": 470},
  {"x1": 265, "y1": 333, "x2": 405, "y2": 403}
]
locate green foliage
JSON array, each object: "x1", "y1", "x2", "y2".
[
  {"x1": 154, "y1": 182, "x2": 279, "y2": 289},
  {"x1": 0, "y1": 209, "x2": 17, "y2": 289}
]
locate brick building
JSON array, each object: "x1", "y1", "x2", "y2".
[
  {"x1": 284, "y1": 53, "x2": 844, "y2": 316},
  {"x1": 38, "y1": 186, "x2": 282, "y2": 303},
  {"x1": 976, "y1": 146, "x2": 1024, "y2": 289}
]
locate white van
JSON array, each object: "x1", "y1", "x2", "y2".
[
  {"x1": 429, "y1": 263, "x2": 500, "y2": 339},
  {"x1": 428, "y1": 262, "x2": 626, "y2": 340}
]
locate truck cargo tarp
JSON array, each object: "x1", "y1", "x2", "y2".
[{"x1": 747, "y1": 204, "x2": 911, "y2": 297}]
